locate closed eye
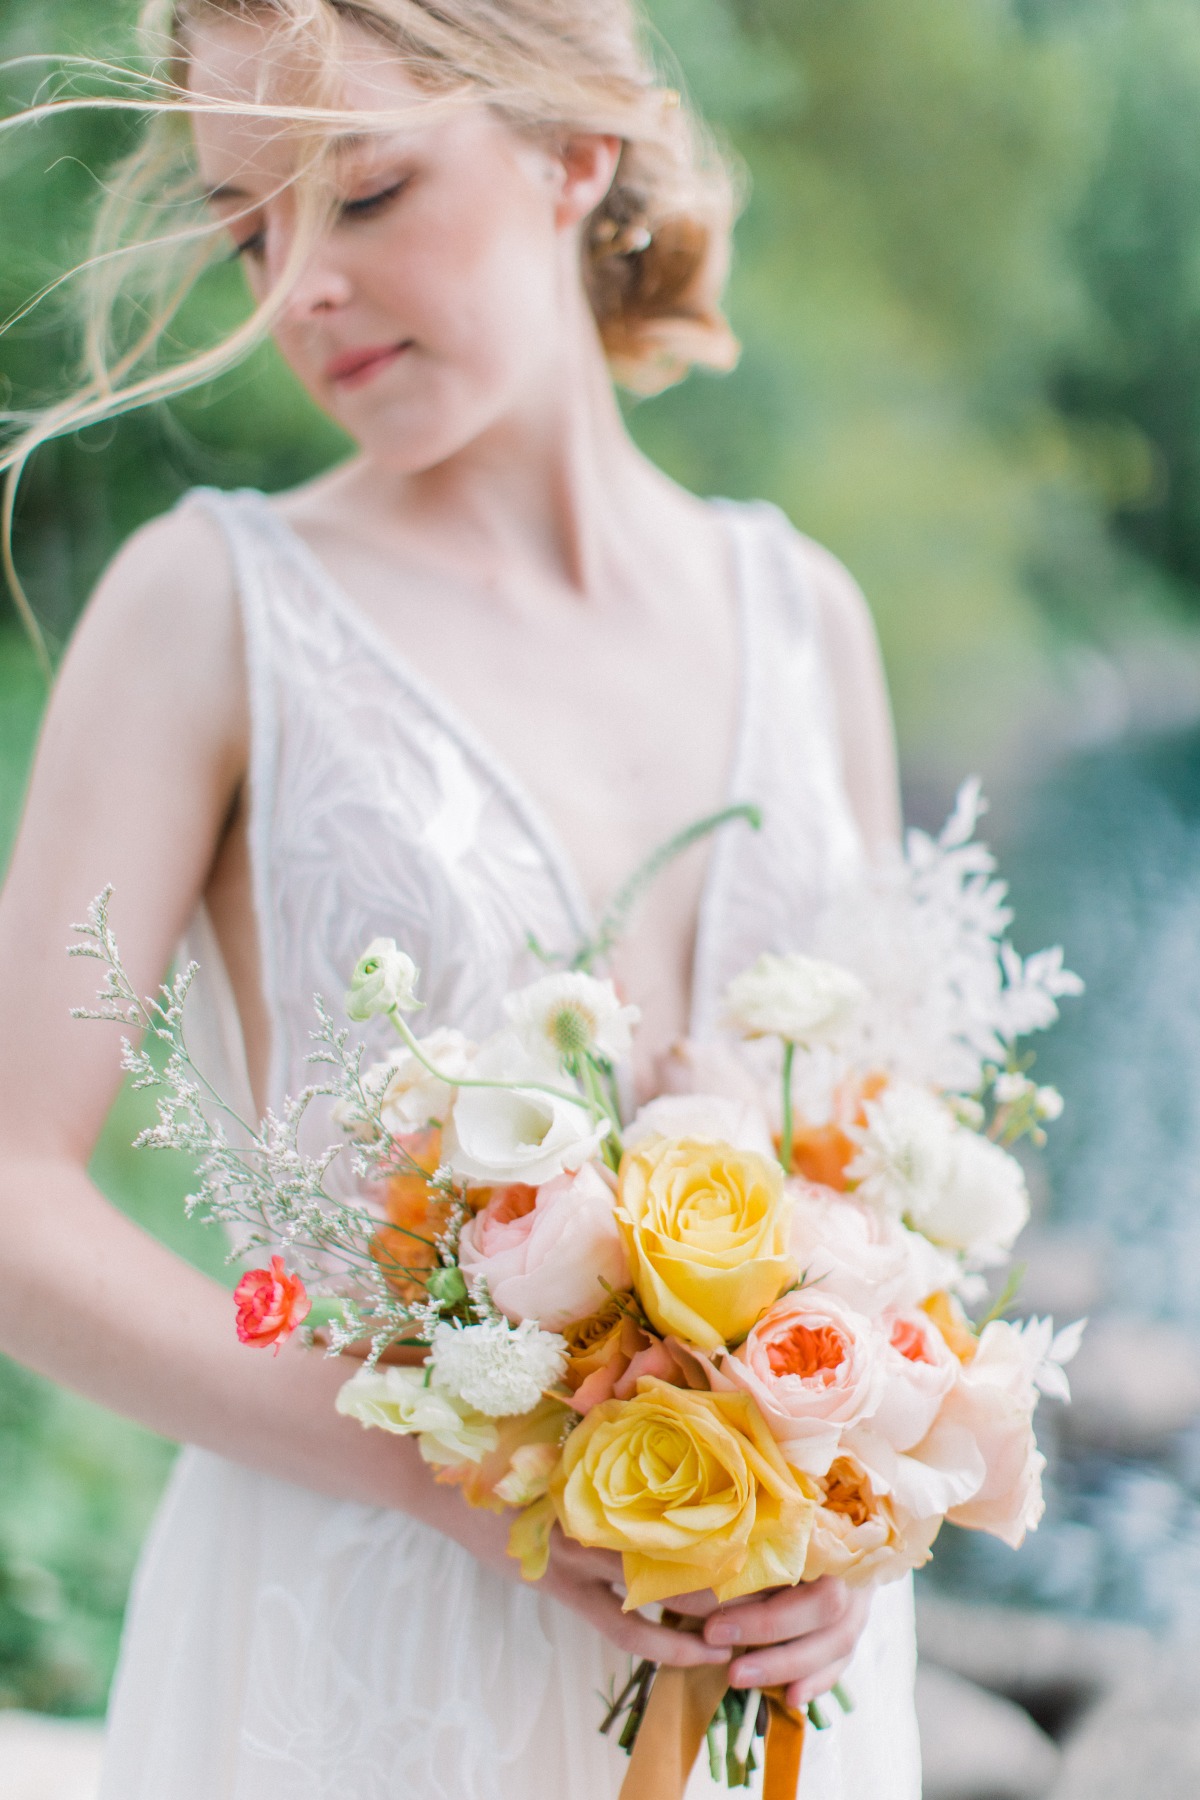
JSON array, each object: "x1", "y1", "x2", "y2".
[{"x1": 338, "y1": 175, "x2": 411, "y2": 222}]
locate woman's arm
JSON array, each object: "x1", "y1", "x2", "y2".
[{"x1": 0, "y1": 510, "x2": 727, "y2": 1674}]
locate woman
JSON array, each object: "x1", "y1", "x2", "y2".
[{"x1": 0, "y1": 2, "x2": 918, "y2": 1794}]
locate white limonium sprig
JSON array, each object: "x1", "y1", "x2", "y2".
[
  {"x1": 723, "y1": 951, "x2": 867, "y2": 1174},
  {"x1": 69, "y1": 893, "x2": 467, "y2": 1362}
]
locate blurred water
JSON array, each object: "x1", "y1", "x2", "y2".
[{"x1": 928, "y1": 729, "x2": 1200, "y2": 1634}]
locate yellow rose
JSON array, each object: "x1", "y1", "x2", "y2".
[
  {"x1": 551, "y1": 1376, "x2": 816, "y2": 1609},
  {"x1": 616, "y1": 1138, "x2": 796, "y2": 1349}
]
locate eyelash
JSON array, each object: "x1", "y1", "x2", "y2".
[{"x1": 229, "y1": 176, "x2": 411, "y2": 261}]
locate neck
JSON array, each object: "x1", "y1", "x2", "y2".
[{"x1": 345, "y1": 289, "x2": 669, "y2": 607}]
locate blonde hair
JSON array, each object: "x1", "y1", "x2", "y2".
[{"x1": 0, "y1": 0, "x2": 742, "y2": 670}]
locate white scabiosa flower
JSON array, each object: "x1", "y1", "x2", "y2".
[
  {"x1": 345, "y1": 938, "x2": 422, "y2": 1022},
  {"x1": 504, "y1": 971, "x2": 640, "y2": 1066},
  {"x1": 724, "y1": 951, "x2": 866, "y2": 1044},
  {"x1": 849, "y1": 1081, "x2": 1029, "y2": 1265},
  {"x1": 334, "y1": 1365, "x2": 498, "y2": 1464},
  {"x1": 430, "y1": 1318, "x2": 569, "y2": 1418}
]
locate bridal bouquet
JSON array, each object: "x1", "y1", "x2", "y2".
[{"x1": 72, "y1": 783, "x2": 1082, "y2": 1797}]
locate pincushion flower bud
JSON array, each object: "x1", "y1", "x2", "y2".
[
  {"x1": 233, "y1": 1257, "x2": 310, "y2": 1353},
  {"x1": 345, "y1": 938, "x2": 421, "y2": 1022},
  {"x1": 724, "y1": 952, "x2": 866, "y2": 1043}
]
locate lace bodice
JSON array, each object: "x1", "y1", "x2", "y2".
[{"x1": 186, "y1": 484, "x2": 864, "y2": 1118}]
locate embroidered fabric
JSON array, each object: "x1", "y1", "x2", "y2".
[{"x1": 98, "y1": 487, "x2": 920, "y2": 1799}]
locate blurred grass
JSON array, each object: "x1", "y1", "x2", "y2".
[{"x1": 0, "y1": 630, "x2": 230, "y2": 1716}]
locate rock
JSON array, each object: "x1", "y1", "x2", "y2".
[
  {"x1": 1060, "y1": 1316, "x2": 1200, "y2": 1456},
  {"x1": 917, "y1": 1664, "x2": 1060, "y2": 1800},
  {"x1": 1048, "y1": 1650, "x2": 1200, "y2": 1799},
  {"x1": 0, "y1": 1711, "x2": 103, "y2": 1800},
  {"x1": 916, "y1": 1591, "x2": 1150, "y2": 1722}
]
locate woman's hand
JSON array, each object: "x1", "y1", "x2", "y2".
[
  {"x1": 539, "y1": 1532, "x2": 732, "y2": 1672},
  {"x1": 693, "y1": 1578, "x2": 871, "y2": 1710}
]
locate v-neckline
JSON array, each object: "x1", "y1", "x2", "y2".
[{"x1": 241, "y1": 490, "x2": 759, "y2": 1039}]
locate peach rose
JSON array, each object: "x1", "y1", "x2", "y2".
[
  {"x1": 233, "y1": 1256, "x2": 310, "y2": 1352},
  {"x1": 942, "y1": 1320, "x2": 1048, "y2": 1546},
  {"x1": 719, "y1": 1289, "x2": 888, "y2": 1477},
  {"x1": 845, "y1": 1310, "x2": 985, "y2": 1517},
  {"x1": 804, "y1": 1454, "x2": 941, "y2": 1586},
  {"x1": 458, "y1": 1162, "x2": 628, "y2": 1332},
  {"x1": 433, "y1": 1397, "x2": 573, "y2": 1512}
]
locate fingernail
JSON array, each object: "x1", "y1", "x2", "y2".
[
  {"x1": 707, "y1": 1624, "x2": 739, "y2": 1646},
  {"x1": 734, "y1": 1663, "x2": 764, "y2": 1685}
]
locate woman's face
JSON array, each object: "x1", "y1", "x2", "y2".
[{"x1": 190, "y1": 16, "x2": 615, "y2": 470}]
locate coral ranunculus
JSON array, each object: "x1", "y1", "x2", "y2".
[
  {"x1": 551, "y1": 1377, "x2": 816, "y2": 1609},
  {"x1": 233, "y1": 1256, "x2": 310, "y2": 1352},
  {"x1": 616, "y1": 1138, "x2": 796, "y2": 1351}
]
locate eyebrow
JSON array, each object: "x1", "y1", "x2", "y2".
[{"x1": 204, "y1": 182, "x2": 252, "y2": 203}]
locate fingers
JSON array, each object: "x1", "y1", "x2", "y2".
[
  {"x1": 555, "y1": 1578, "x2": 732, "y2": 1670},
  {"x1": 657, "y1": 1587, "x2": 722, "y2": 1620},
  {"x1": 727, "y1": 1615, "x2": 860, "y2": 1693},
  {"x1": 704, "y1": 1577, "x2": 852, "y2": 1651},
  {"x1": 548, "y1": 1536, "x2": 626, "y2": 1587}
]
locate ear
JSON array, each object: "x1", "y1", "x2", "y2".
[{"x1": 552, "y1": 133, "x2": 623, "y2": 231}]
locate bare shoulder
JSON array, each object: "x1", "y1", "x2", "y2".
[{"x1": 62, "y1": 500, "x2": 246, "y2": 759}]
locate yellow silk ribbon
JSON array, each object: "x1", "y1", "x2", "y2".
[{"x1": 618, "y1": 1669, "x2": 806, "y2": 1800}]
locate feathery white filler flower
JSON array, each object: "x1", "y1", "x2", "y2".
[
  {"x1": 430, "y1": 1318, "x2": 569, "y2": 1417},
  {"x1": 849, "y1": 1081, "x2": 1029, "y2": 1265}
]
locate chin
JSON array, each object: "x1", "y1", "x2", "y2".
[{"x1": 337, "y1": 381, "x2": 518, "y2": 473}]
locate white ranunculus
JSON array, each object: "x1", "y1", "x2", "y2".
[
  {"x1": 504, "y1": 971, "x2": 640, "y2": 1067},
  {"x1": 430, "y1": 1318, "x2": 569, "y2": 1417},
  {"x1": 345, "y1": 938, "x2": 421, "y2": 1022},
  {"x1": 849, "y1": 1082, "x2": 1029, "y2": 1265},
  {"x1": 723, "y1": 951, "x2": 866, "y2": 1044},
  {"x1": 623, "y1": 1094, "x2": 777, "y2": 1161},
  {"x1": 377, "y1": 1029, "x2": 476, "y2": 1133},
  {"x1": 334, "y1": 1365, "x2": 497, "y2": 1464},
  {"x1": 442, "y1": 1030, "x2": 611, "y2": 1186}
]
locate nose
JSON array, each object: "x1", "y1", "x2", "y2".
[{"x1": 278, "y1": 249, "x2": 353, "y2": 320}]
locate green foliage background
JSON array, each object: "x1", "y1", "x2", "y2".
[{"x1": 2, "y1": 0, "x2": 1200, "y2": 1716}]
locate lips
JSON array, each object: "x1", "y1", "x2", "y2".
[{"x1": 325, "y1": 342, "x2": 410, "y2": 388}]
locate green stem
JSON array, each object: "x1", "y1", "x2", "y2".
[
  {"x1": 780, "y1": 1040, "x2": 796, "y2": 1174},
  {"x1": 832, "y1": 1680, "x2": 855, "y2": 1715},
  {"x1": 390, "y1": 1012, "x2": 610, "y2": 1127},
  {"x1": 575, "y1": 803, "x2": 763, "y2": 971}
]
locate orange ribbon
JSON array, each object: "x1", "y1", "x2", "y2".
[{"x1": 618, "y1": 1669, "x2": 806, "y2": 1800}]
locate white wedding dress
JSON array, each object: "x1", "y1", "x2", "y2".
[{"x1": 97, "y1": 487, "x2": 922, "y2": 1799}]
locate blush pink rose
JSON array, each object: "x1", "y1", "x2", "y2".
[
  {"x1": 716, "y1": 1289, "x2": 888, "y2": 1477},
  {"x1": 789, "y1": 1184, "x2": 958, "y2": 1318},
  {"x1": 458, "y1": 1162, "x2": 628, "y2": 1332},
  {"x1": 845, "y1": 1308, "x2": 983, "y2": 1519}
]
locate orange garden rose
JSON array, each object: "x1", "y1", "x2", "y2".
[
  {"x1": 561, "y1": 1295, "x2": 649, "y2": 1411},
  {"x1": 233, "y1": 1256, "x2": 310, "y2": 1352},
  {"x1": 803, "y1": 1454, "x2": 940, "y2": 1587},
  {"x1": 551, "y1": 1376, "x2": 816, "y2": 1608},
  {"x1": 616, "y1": 1138, "x2": 796, "y2": 1350},
  {"x1": 370, "y1": 1126, "x2": 456, "y2": 1303}
]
